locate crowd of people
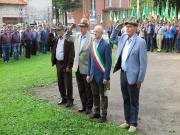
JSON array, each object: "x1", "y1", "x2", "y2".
[
  {"x1": 0, "y1": 23, "x2": 56, "y2": 63},
  {"x1": 108, "y1": 19, "x2": 180, "y2": 53},
  {"x1": 49, "y1": 16, "x2": 147, "y2": 133}
]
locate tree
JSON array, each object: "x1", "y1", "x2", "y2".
[{"x1": 52, "y1": 0, "x2": 82, "y2": 25}]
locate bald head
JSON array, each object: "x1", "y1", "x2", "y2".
[{"x1": 94, "y1": 25, "x2": 104, "y2": 40}]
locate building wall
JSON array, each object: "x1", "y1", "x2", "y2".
[
  {"x1": 0, "y1": 4, "x2": 26, "y2": 26},
  {"x1": 0, "y1": 0, "x2": 52, "y2": 27},
  {"x1": 26, "y1": 0, "x2": 52, "y2": 24},
  {"x1": 70, "y1": 0, "x2": 129, "y2": 28}
]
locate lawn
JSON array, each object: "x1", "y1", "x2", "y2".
[{"x1": 0, "y1": 53, "x2": 138, "y2": 135}]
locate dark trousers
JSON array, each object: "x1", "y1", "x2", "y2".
[
  {"x1": 56, "y1": 61, "x2": 73, "y2": 103},
  {"x1": 2, "y1": 44, "x2": 11, "y2": 62},
  {"x1": 120, "y1": 71, "x2": 140, "y2": 127},
  {"x1": 147, "y1": 34, "x2": 154, "y2": 51},
  {"x1": 176, "y1": 36, "x2": 180, "y2": 52},
  {"x1": 90, "y1": 79, "x2": 108, "y2": 117},
  {"x1": 25, "y1": 40, "x2": 31, "y2": 58},
  {"x1": 76, "y1": 69, "x2": 93, "y2": 110},
  {"x1": 165, "y1": 38, "x2": 173, "y2": 52},
  {"x1": 31, "y1": 40, "x2": 37, "y2": 55}
]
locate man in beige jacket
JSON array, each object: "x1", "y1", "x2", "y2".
[{"x1": 66, "y1": 17, "x2": 93, "y2": 114}]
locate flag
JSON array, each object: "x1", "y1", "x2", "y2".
[
  {"x1": 100, "y1": 14, "x2": 104, "y2": 24},
  {"x1": 113, "y1": 12, "x2": 117, "y2": 22},
  {"x1": 108, "y1": 10, "x2": 113, "y2": 21}
]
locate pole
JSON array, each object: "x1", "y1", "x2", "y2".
[{"x1": 137, "y1": 0, "x2": 139, "y2": 18}]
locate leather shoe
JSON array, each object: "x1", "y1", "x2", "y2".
[
  {"x1": 65, "y1": 102, "x2": 73, "y2": 107},
  {"x1": 57, "y1": 100, "x2": 67, "y2": 105},
  {"x1": 85, "y1": 109, "x2": 92, "y2": 114},
  {"x1": 78, "y1": 108, "x2": 86, "y2": 112},
  {"x1": 89, "y1": 113, "x2": 100, "y2": 119},
  {"x1": 98, "y1": 117, "x2": 107, "y2": 123}
]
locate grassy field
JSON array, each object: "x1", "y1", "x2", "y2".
[{"x1": 0, "y1": 53, "x2": 138, "y2": 135}]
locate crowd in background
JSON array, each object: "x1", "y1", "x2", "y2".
[
  {"x1": 107, "y1": 19, "x2": 180, "y2": 53},
  {"x1": 0, "y1": 23, "x2": 56, "y2": 63}
]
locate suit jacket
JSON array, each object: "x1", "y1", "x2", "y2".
[
  {"x1": 71, "y1": 32, "x2": 93, "y2": 74},
  {"x1": 88, "y1": 38, "x2": 112, "y2": 84},
  {"x1": 51, "y1": 36, "x2": 75, "y2": 69},
  {"x1": 110, "y1": 28, "x2": 147, "y2": 85}
]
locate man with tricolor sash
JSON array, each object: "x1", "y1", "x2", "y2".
[{"x1": 86, "y1": 25, "x2": 112, "y2": 123}]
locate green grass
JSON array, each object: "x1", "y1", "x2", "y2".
[{"x1": 0, "y1": 53, "x2": 138, "y2": 135}]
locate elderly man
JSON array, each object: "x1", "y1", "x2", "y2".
[
  {"x1": 87, "y1": 25, "x2": 112, "y2": 123},
  {"x1": 51, "y1": 24, "x2": 75, "y2": 107},
  {"x1": 11, "y1": 25, "x2": 20, "y2": 60},
  {"x1": 66, "y1": 17, "x2": 93, "y2": 114},
  {"x1": 110, "y1": 17, "x2": 147, "y2": 132},
  {"x1": 23, "y1": 25, "x2": 31, "y2": 59},
  {"x1": 0, "y1": 26, "x2": 11, "y2": 63}
]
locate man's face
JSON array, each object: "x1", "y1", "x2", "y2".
[
  {"x1": 126, "y1": 24, "x2": 137, "y2": 37},
  {"x1": 57, "y1": 29, "x2": 64, "y2": 37},
  {"x1": 93, "y1": 27, "x2": 103, "y2": 40},
  {"x1": 80, "y1": 26, "x2": 88, "y2": 35}
]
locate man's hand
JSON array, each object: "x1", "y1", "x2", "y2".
[
  {"x1": 103, "y1": 79, "x2": 107, "y2": 85},
  {"x1": 103, "y1": 79, "x2": 110, "y2": 90},
  {"x1": 86, "y1": 76, "x2": 91, "y2": 83},
  {"x1": 70, "y1": 23, "x2": 76, "y2": 31},
  {"x1": 135, "y1": 82, "x2": 141, "y2": 89},
  {"x1": 66, "y1": 67, "x2": 70, "y2": 72},
  {"x1": 116, "y1": 23, "x2": 124, "y2": 31}
]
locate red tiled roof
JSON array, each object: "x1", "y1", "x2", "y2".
[{"x1": 0, "y1": 0, "x2": 27, "y2": 5}]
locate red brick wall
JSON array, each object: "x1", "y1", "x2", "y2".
[{"x1": 70, "y1": 0, "x2": 129, "y2": 28}]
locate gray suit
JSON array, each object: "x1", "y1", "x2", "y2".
[
  {"x1": 66, "y1": 31, "x2": 93, "y2": 110},
  {"x1": 110, "y1": 27, "x2": 147, "y2": 127}
]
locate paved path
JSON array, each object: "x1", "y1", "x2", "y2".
[{"x1": 33, "y1": 52, "x2": 180, "y2": 135}]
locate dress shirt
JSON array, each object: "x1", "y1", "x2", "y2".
[
  {"x1": 121, "y1": 35, "x2": 135, "y2": 71},
  {"x1": 56, "y1": 37, "x2": 64, "y2": 61}
]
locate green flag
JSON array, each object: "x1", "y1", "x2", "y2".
[
  {"x1": 108, "y1": 10, "x2": 113, "y2": 21},
  {"x1": 100, "y1": 14, "x2": 104, "y2": 24}
]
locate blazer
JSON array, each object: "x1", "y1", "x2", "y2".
[
  {"x1": 110, "y1": 28, "x2": 147, "y2": 85},
  {"x1": 72, "y1": 32, "x2": 93, "y2": 74},
  {"x1": 51, "y1": 36, "x2": 75, "y2": 69},
  {"x1": 88, "y1": 38, "x2": 112, "y2": 84}
]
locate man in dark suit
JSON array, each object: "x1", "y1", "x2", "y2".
[
  {"x1": 51, "y1": 24, "x2": 75, "y2": 107},
  {"x1": 87, "y1": 25, "x2": 112, "y2": 123}
]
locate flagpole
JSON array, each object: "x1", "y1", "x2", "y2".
[{"x1": 137, "y1": 0, "x2": 139, "y2": 18}]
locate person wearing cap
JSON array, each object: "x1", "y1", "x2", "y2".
[
  {"x1": 110, "y1": 17, "x2": 147, "y2": 132},
  {"x1": 164, "y1": 21, "x2": 176, "y2": 52},
  {"x1": 31, "y1": 26, "x2": 38, "y2": 55},
  {"x1": 22, "y1": 25, "x2": 32, "y2": 58},
  {"x1": 65, "y1": 17, "x2": 93, "y2": 114},
  {"x1": 145, "y1": 20, "x2": 155, "y2": 51},
  {"x1": 87, "y1": 25, "x2": 112, "y2": 123},
  {"x1": 11, "y1": 26, "x2": 20, "y2": 60},
  {"x1": 0, "y1": 26, "x2": 11, "y2": 63},
  {"x1": 51, "y1": 24, "x2": 75, "y2": 107},
  {"x1": 41, "y1": 24, "x2": 48, "y2": 54}
]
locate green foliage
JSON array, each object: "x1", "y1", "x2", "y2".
[
  {"x1": 52, "y1": 0, "x2": 82, "y2": 12},
  {"x1": 0, "y1": 53, "x2": 137, "y2": 135}
]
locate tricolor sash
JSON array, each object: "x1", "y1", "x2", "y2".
[
  {"x1": 91, "y1": 41, "x2": 105, "y2": 73},
  {"x1": 91, "y1": 41, "x2": 110, "y2": 95}
]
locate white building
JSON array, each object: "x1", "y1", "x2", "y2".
[{"x1": 0, "y1": 0, "x2": 52, "y2": 27}]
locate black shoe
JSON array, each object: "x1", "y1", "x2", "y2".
[
  {"x1": 85, "y1": 109, "x2": 92, "y2": 114},
  {"x1": 57, "y1": 100, "x2": 67, "y2": 105},
  {"x1": 65, "y1": 102, "x2": 73, "y2": 107},
  {"x1": 89, "y1": 113, "x2": 100, "y2": 119},
  {"x1": 98, "y1": 117, "x2": 107, "y2": 123},
  {"x1": 78, "y1": 108, "x2": 86, "y2": 112}
]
